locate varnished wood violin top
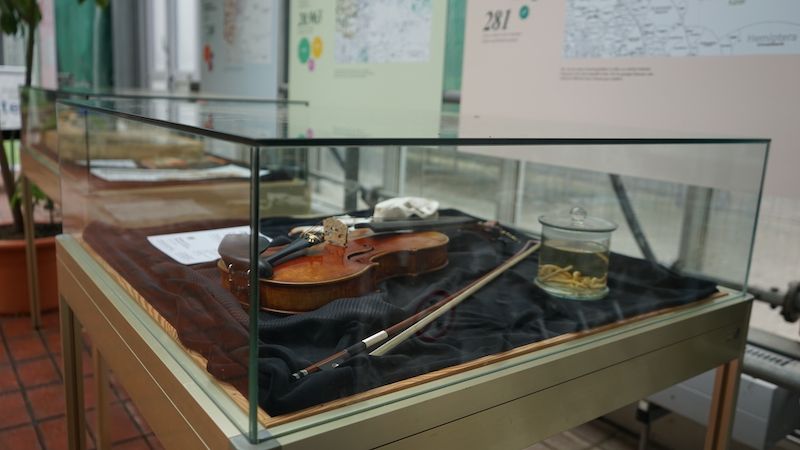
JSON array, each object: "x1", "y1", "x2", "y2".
[{"x1": 219, "y1": 229, "x2": 449, "y2": 313}]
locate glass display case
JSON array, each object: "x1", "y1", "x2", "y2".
[
  {"x1": 19, "y1": 86, "x2": 305, "y2": 203},
  {"x1": 18, "y1": 87, "x2": 307, "y2": 328},
  {"x1": 56, "y1": 97, "x2": 768, "y2": 444},
  {"x1": 20, "y1": 86, "x2": 64, "y2": 201}
]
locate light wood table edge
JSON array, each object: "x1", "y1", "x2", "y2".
[
  {"x1": 374, "y1": 316, "x2": 750, "y2": 450},
  {"x1": 58, "y1": 233, "x2": 752, "y2": 449},
  {"x1": 21, "y1": 176, "x2": 41, "y2": 329},
  {"x1": 60, "y1": 295, "x2": 86, "y2": 450},
  {"x1": 19, "y1": 146, "x2": 62, "y2": 330},
  {"x1": 57, "y1": 236, "x2": 243, "y2": 449},
  {"x1": 263, "y1": 296, "x2": 751, "y2": 449},
  {"x1": 76, "y1": 227, "x2": 733, "y2": 431},
  {"x1": 704, "y1": 298, "x2": 751, "y2": 450},
  {"x1": 20, "y1": 148, "x2": 61, "y2": 203},
  {"x1": 73, "y1": 237, "x2": 273, "y2": 429},
  {"x1": 92, "y1": 348, "x2": 111, "y2": 450}
]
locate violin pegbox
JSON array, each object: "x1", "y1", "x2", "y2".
[{"x1": 323, "y1": 217, "x2": 349, "y2": 247}]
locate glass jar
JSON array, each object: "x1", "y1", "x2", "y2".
[{"x1": 535, "y1": 207, "x2": 618, "y2": 300}]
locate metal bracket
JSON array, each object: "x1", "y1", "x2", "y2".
[{"x1": 781, "y1": 282, "x2": 800, "y2": 323}]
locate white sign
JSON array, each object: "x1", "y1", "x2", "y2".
[
  {"x1": 89, "y1": 164, "x2": 261, "y2": 183},
  {"x1": 0, "y1": 66, "x2": 24, "y2": 131},
  {"x1": 147, "y1": 225, "x2": 252, "y2": 265}
]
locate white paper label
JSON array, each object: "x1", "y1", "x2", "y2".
[
  {"x1": 77, "y1": 159, "x2": 138, "y2": 168},
  {"x1": 147, "y1": 225, "x2": 252, "y2": 265},
  {"x1": 90, "y1": 164, "x2": 264, "y2": 182}
]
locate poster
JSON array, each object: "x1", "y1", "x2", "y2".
[
  {"x1": 288, "y1": 0, "x2": 448, "y2": 117},
  {"x1": 199, "y1": 0, "x2": 283, "y2": 97},
  {"x1": 0, "y1": 66, "x2": 24, "y2": 131},
  {"x1": 460, "y1": 0, "x2": 800, "y2": 197}
]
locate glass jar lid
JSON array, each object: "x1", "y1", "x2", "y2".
[{"x1": 538, "y1": 207, "x2": 618, "y2": 232}]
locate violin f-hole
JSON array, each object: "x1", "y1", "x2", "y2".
[{"x1": 347, "y1": 244, "x2": 375, "y2": 260}]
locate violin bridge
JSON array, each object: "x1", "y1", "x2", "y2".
[{"x1": 323, "y1": 217, "x2": 349, "y2": 247}]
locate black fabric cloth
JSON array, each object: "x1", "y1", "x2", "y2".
[
  {"x1": 84, "y1": 210, "x2": 717, "y2": 417},
  {"x1": 253, "y1": 211, "x2": 717, "y2": 415}
]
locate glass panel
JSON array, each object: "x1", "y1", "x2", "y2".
[
  {"x1": 404, "y1": 146, "x2": 505, "y2": 220},
  {"x1": 57, "y1": 97, "x2": 769, "y2": 146},
  {"x1": 56, "y1": 98, "x2": 768, "y2": 442},
  {"x1": 57, "y1": 101, "x2": 257, "y2": 437},
  {"x1": 20, "y1": 87, "x2": 60, "y2": 162},
  {"x1": 253, "y1": 140, "x2": 766, "y2": 433},
  {"x1": 518, "y1": 165, "x2": 762, "y2": 289},
  {"x1": 19, "y1": 87, "x2": 298, "y2": 205}
]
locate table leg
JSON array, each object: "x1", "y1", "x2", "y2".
[
  {"x1": 704, "y1": 358, "x2": 742, "y2": 450},
  {"x1": 93, "y1": 348, "x2": 111, "y2": 450},
  {"x1": 21, "y1": 176, "x2": 41, "y2": 329},
  {"x1": 60, "y1": 297, "x2": 86, "y2": 450}
]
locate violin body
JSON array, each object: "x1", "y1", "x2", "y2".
[{"x1": 219, "y1": 230, "x2": 449, "y2": 313}]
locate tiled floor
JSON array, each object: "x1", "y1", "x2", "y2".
[
  {"x1": 527, "y1": 421, "x2": 641, "y2": 450},
  {"x1": 0, "y1": 310, "x2": 638, "y2": 450},
  {"x1": 0, "y1": 311, "x2": 163, "y2": 450}
]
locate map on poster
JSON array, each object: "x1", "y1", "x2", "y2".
[
  {"x1": 200, "y1": 0, "x2": 281, "y2": 97},
  {"x1": 289, "y1": 0, "x2": 446, "y2": 112},
  {"x1": 564, "y1": 0, "x2": 800, "y2": 58},
  {"x1": 218, "y1": 0, "x2": 272, "y2": 65},
  {"x1": 335, "y1": 0, "x2": 433, "y2": 63}
]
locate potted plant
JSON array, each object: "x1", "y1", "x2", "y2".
[{"x1": 0, "y1": 0, "x2": 59, "y2": 314}]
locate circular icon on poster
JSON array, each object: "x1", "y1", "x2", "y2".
[
  {"x1": 312, "y1": 36, "x2": 323, "y2": 59},
  {"x1": 298, "y1": 38, "x2": 310, "y2": 63},
  {"x1": 520, "y1": 5, "x2": 530, "y2": 19},
  {"x1": 308, "y1": 58, "x2": 315, "y2": 71}
]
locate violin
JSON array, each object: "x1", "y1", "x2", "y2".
[{"x1": 218, "y1": 216, "x2": 476, "y2": 313}]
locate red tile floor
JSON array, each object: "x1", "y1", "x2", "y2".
[{"x1": 0, "y1": 311, "x2": 163, "y2": 450}]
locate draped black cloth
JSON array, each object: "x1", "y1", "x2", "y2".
[{"x1": 84, "y1": 210, "x2": 716, "y2": 416}]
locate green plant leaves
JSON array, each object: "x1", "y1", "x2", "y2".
[
  {"x1": 10, "y1": 179, "x2": 52, "y2": 212},
  {"x1": 0, "y1": 0, "x2": 42, "y2": 36}
]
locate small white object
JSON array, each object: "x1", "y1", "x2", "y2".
[
  {"x1": 374, "y1": 197, "x2": 439, "y2": 220},
  {"x1": 147, "y1": 225, "x2": 252, "y2": 265},
  {"x1": 90, "y1": 164, "x2": 264, "y2": 182},
  {"x1": 77, "y1": 159, "x2": 138, "y2": 168}
]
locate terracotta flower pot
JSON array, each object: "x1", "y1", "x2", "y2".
[{"x1": 0, "y1": 236, "x2": 58, "y2": 315}]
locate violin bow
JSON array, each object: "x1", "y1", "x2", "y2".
[
  {"x1": 290, "y1": 284, "x2": 472, "y2": 381},
  {"x1": 370, "y1": 240, "x2": 540, "y2": 356},
  {"x1": 290, "y1": 239, "x2": 540, "y2": 381}
]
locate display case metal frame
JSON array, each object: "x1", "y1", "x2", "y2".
[{"x1": 57, "y1": 232, "x2": 751, "y2": 449}]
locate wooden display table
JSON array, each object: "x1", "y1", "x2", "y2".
[{"x1": 56, "y1": 234, "x2": 750, "y2": 449}]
